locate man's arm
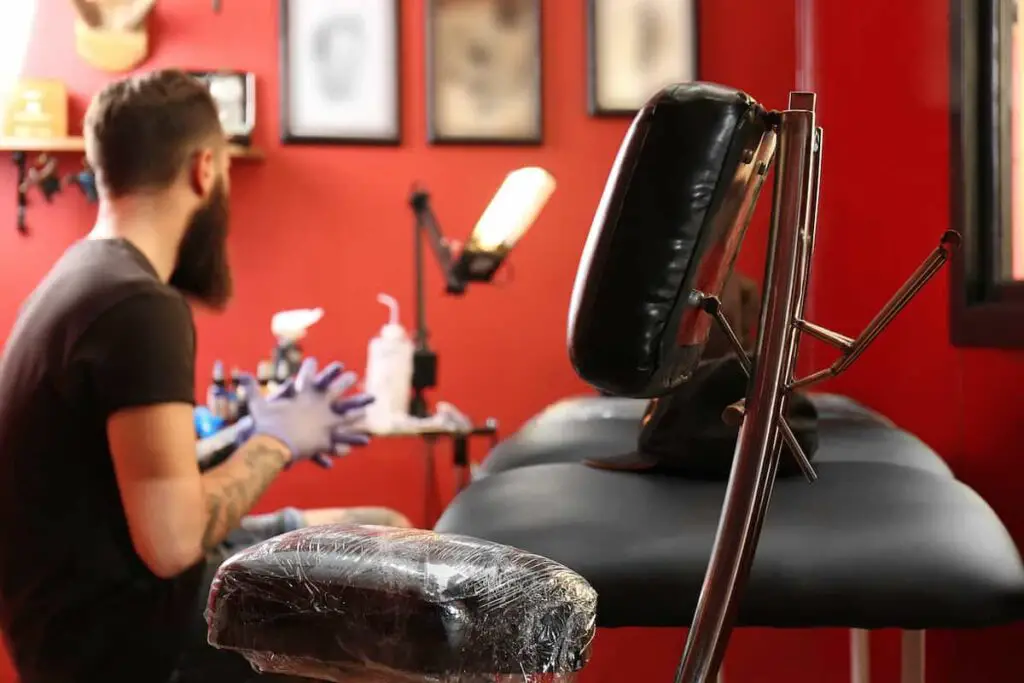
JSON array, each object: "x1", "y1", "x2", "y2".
[
  {"x1": 197, "y1": 434, "x2": 290, "y2": 552},
  {"x1": 76, "y1": 290, "x2": 287, "y2": 579},
  {"x1": 107, "y1": 403, "x2": 289, "y2": 578}
]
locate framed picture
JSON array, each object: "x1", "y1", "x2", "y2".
[
  {"x1": 279, "y1": 0, "x2": 401, "y2": 145},
  {"x1": 188, "y1": 71, "x2": 256, "y2": 145},
  {"x1": 426, "y1": 0, "x2": 543, "y2": 145},
  {"x1": 587, "y1": 0, "x2": 699, "y2": 116}
]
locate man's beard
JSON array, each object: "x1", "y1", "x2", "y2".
[{"x1": 169, "y1": 178, "x2": 232, "y2": 310}]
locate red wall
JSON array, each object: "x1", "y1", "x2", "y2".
[{"x1": 1, "y1": 1, "x2": 1021, "y2": 682}]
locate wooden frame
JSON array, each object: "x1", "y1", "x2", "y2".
[
  {"x1": 279, "y1": 0, "x2": 402, "y2": 145},
  {"x1": 949, "y1": 0, "x2": 1024, "y2": 347},
  {"x1": 587, "y1": 0, "x2": 699, "y2": 117},
  {"x1": 425, "y1": 0, "x2": 543, "y2": 145}
]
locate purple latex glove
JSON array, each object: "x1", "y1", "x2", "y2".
[{"x1": 237, "y1": 358, "x2": 374, "y2": 467}]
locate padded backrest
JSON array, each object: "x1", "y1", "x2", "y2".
[{"x1": 567, "y1": 83, "x2": 774, "y2": 398}]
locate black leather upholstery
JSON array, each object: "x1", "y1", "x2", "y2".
[
  {"x1": 568, "y1": 83, "x2": 773, "y2": 398},
  {"x1": 206, "y1": 526, "x2": 596, "y2": 680},
  {"x1": 436, "y1": 462, "x2": 1024, "y2": 629},
  {"x1": 478, "y1": 395, "x2": 950, "y2": 479}
]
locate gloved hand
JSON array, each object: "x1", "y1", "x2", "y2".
[{"x1": 237, "y1": 357, "x2": 374, "y2": 468}]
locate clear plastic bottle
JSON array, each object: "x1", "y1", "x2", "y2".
[{"x1": 364, "y1": 294, "x2": 414, "y2": 432}]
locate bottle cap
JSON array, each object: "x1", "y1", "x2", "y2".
[
  {"x1": 256, "y1": 360, "x2": 273, "y2": 382},
  {"x1": 379, "y1": 323, "x2": 408, "y2": 340},
  {"x1": 376, "y1": 294, "x2": 405, "y2": 338},
  {"x1": 271, "y1": 308, "x2": 324, "y2": 341}
]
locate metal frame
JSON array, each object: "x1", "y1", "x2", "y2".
[
  {"x1": 948, "y1": 0, "x2": 1024, "y2": 346},
  {"x1": 848, "y1": 629, "x2": 926, "y2": 683},
  {"x1": 673, "y1": 92, "x2": 958, "y2": 682}
]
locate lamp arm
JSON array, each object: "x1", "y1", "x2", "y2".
[{"x1": 409, "y1": 191, "x2": 467, "y2": 294}]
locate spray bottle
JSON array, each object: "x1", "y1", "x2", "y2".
[
  {"x1": 270, "y1": 307, "x2": 325, "y2": 380},
  {"x1": 363, "y1": 294, "x2": 414, "y2": 432}
]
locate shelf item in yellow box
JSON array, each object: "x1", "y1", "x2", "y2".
[
  {"x1": 2, "y1": 79, "x2": 68, "y2": 140},
  {"x1": 70, "y1": 0, "x2": 157, "y2": 73}
]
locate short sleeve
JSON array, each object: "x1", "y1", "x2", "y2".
[{"x1": 73, "y1": 290, "x2": 197, "y2": 416}]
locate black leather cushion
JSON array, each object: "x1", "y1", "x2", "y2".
[
  {"x1": 206, "y1": 526, "x2": 597, "y2": 680},
  {"x1": 436, "y1": 463, "x2": 1024, "y2": 629},
  {"x1": 521, "y1": 396, "x2": 649, "y2": 429},
  {"x1": 478, "y1": 401, "x2": 951, "y2": 479},
  {"x1": 568, "y1": 83, "x2": 773, "y2": 398}
]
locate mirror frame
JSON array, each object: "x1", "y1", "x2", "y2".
[{"x1": 949, "y1": 0, "x2": 1024, "y2": 347}]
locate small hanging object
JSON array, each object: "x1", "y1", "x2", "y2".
[
  {"x1": 34, "y1": 155, "x2": 63, "y2": 202},
  {"x1": 13, "y1": 152, "x2": 27, "y2": 234},
  {"x1": 18, "y1": 154, "x2": 62, "y2": 203},
  {"x1": 69, "y1": 0, "x2": 158, "y2": 73},
  {"x1": 65, "y1": 159, "x2": 99, "y2": 204},
  {"x1": 212, "y1": 0, "x2": 221, "y2": 13}
]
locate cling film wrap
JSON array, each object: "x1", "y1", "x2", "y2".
[{"x1": 205, "y1": 525, "x2": 597, "y2": 682}]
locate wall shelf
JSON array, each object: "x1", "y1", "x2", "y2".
[{"x1": 0, "y1": 136, "x2": 265, "y2": 160}]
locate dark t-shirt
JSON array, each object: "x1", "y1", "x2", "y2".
[{"x1": 0, "y1": 239, "x2": 204, "y2": 683}]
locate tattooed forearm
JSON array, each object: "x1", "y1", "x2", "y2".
[{"x1": 200, "y1": 437, "x2": 290, "y2": 552}]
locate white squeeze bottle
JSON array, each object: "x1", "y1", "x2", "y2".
[{"x1": 364, "y1": 294, "x2": 414, "y2": 432}]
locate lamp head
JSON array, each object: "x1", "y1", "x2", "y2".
[{"x1": 454, "y1": 166, "x2": 555, "y2": 283}]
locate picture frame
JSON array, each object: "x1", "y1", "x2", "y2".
[
  {"x1": 426, "y1": 0, "x2": 543, "y2": 145},
  {"x1": 279, "y1": 0, "x2": 401, "y2": 145},
  {"x1": 587, "y1": 0, "x2": 699, "y2": 116},
  {"x1": 188, "y1": 70, "x2": 256, "y2": 145},
  {"x1": 948, "y1": 0, "x2": 1024, "y2": 347}
]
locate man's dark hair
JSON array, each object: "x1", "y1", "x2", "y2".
[{"x1": 84, "y1": 69, "x2": 223, "y2": 198}]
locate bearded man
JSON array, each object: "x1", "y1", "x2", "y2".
[{"x1": 0, "y1": 70, "x2": 409, "y2": 683}]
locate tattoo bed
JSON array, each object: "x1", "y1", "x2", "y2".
[{"x1": 203, "y1": 86, "x2": 1024, "y2": 683}]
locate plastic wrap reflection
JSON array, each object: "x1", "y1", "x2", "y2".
[{"x1": 206, "y1": 525, "x2": 597, "y2": 683}]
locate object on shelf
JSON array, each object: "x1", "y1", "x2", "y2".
[
  {"x1": 70, "y1": 0, "x2": 157, "y2": 72},
  {"x1": 2, "y1": 79, "x2": 69, "y2": 140},
  {"x1": 271, "y1": 308, "x2": 325, "y2": 380},
  {"x1": 189, "y1": 71, "x2": 255, "y2": 145}
]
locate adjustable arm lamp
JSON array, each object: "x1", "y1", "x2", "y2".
[{"x1": 407, "y1": 167, "x2": 556, "y2": 417}]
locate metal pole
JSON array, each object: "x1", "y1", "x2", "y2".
[{"x1": 673, "y1": 93, "x2": 818, "y2": 683}]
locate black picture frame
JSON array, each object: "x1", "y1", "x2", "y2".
[
  {"x1": 949, "y1": 0, "x2": 1024, "y2": 347},
  {"x1": 587, "y1": 0, "x2": 700, "y2": 117},
  {"x1": 188, "y1": 70, "x2": 256, "y2": 146},
  {"x1": 279, "y1": 0, "x2": 402, "y2": 145},
  {"x1": 426, "y1": 0, "x2": 543, "y2": 145}
]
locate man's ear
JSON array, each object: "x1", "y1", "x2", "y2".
[{"x1": 188, "y1": 148, "x2": 217, "y2": 199}]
